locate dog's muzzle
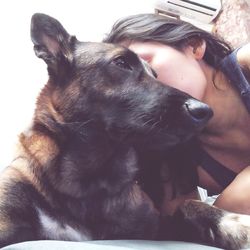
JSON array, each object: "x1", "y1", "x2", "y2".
[{"x1": 183, "y1": 99, "x2": 213, "y2": 127}]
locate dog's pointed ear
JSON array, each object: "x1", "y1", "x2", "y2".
[{"x1": 31, "y1": 13, "x2": 75, "y2": 72}]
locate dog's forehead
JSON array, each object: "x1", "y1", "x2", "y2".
[{"x1": 75, "y1": 42, "x2": 130, "y2": 62}]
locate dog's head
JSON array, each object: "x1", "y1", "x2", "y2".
[{"x1": 31, "y1": 13, "x2": 212, "y2": 149}]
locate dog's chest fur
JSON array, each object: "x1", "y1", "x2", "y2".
[{"x1": 36, "y1": 208, "x2": 92, "y2": 241}]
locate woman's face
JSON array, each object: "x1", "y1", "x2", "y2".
[{"x1": 127, "y1": 41, "x2": 209, "y2": 101}]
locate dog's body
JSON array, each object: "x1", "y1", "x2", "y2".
[{"x1": 0, "y1": 13, "x2": 250, "y2": 249}]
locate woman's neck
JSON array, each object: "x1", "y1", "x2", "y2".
[
  {"x1": 198, "y1": 66, "x2": 250, "y2": 172},
  {"x1": 199, "y1": 129, "x2": 250, "y2": 173}
]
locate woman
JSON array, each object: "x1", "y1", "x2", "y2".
[{"x1": 103, "y1": 14, "x2": 250, "y2": 215}]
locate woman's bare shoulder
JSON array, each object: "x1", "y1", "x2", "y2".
[{"x1": 237, "y1": 43, "x2": 250, "y2": 70}]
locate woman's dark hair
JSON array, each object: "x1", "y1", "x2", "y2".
[{"x1": 103, "y1": 13, "x2": 232, "y2": 68}]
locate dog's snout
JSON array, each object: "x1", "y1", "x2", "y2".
[{"x1": 184, "y1": 99, "x2": 213, "y2": 124}]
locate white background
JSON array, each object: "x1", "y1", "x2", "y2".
[{"x1": 0, "y1": 0, "x2": 155, "y2": 169}]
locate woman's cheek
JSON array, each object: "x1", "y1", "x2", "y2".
[
  {"x1": 156, "y1": 66, "x2": 207, "y2": 100},
  {"x1": 182, "y1": 85, "x2": 205, "y2": 100},
  {"x1": 157, "y1": 73, "x2": 207, "y2": 100}
]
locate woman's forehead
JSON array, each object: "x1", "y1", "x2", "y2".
[{"x1": 128, "y1": 41, "x2": 173, "y2": 55}]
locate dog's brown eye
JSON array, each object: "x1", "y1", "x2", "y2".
[{"x1": 113, "y1": 56, "x2": 132, "y2": 71}]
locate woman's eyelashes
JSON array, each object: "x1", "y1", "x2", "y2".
[{"x1": 151, "y1": 69, "x2": 158, "y2": 78}]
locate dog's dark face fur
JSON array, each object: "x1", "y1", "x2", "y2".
[
  {"x1": 31, "y1": 14, "x2": 212, "y2": 150},
  {"x1": 0, "y1": 13, "x2": 249, "y2": 250}
]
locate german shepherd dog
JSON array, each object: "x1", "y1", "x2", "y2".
[{"x1": 0, "y1": 13, "x2": 250, "y2": 249}]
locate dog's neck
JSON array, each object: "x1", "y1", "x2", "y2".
[{"x1": 21, "y1": 120, "x2": 138, "y2": 199}]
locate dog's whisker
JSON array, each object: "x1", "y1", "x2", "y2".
[{"x1": 59, "y1": 119, "x2": 94, "y2": 134}]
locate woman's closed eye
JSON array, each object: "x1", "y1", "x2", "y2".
[{"x1": 139, "y1": 54, "x2": 152, "y2": 63}]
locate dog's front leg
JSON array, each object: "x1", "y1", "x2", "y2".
[
  {"x1": 171, "y1": 200, "x2": 250, "y2": 250},
  {"x1": 0, "y1": 222, "x2": 39, "y2": 248}
]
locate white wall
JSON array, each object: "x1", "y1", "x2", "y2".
[{"x1": 0, "y1": 0, "x2": 155, "y2": 169}]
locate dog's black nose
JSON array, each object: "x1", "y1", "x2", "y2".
[{"x1": 184, "y1": 99, "x2": 213, "y2": 124}]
